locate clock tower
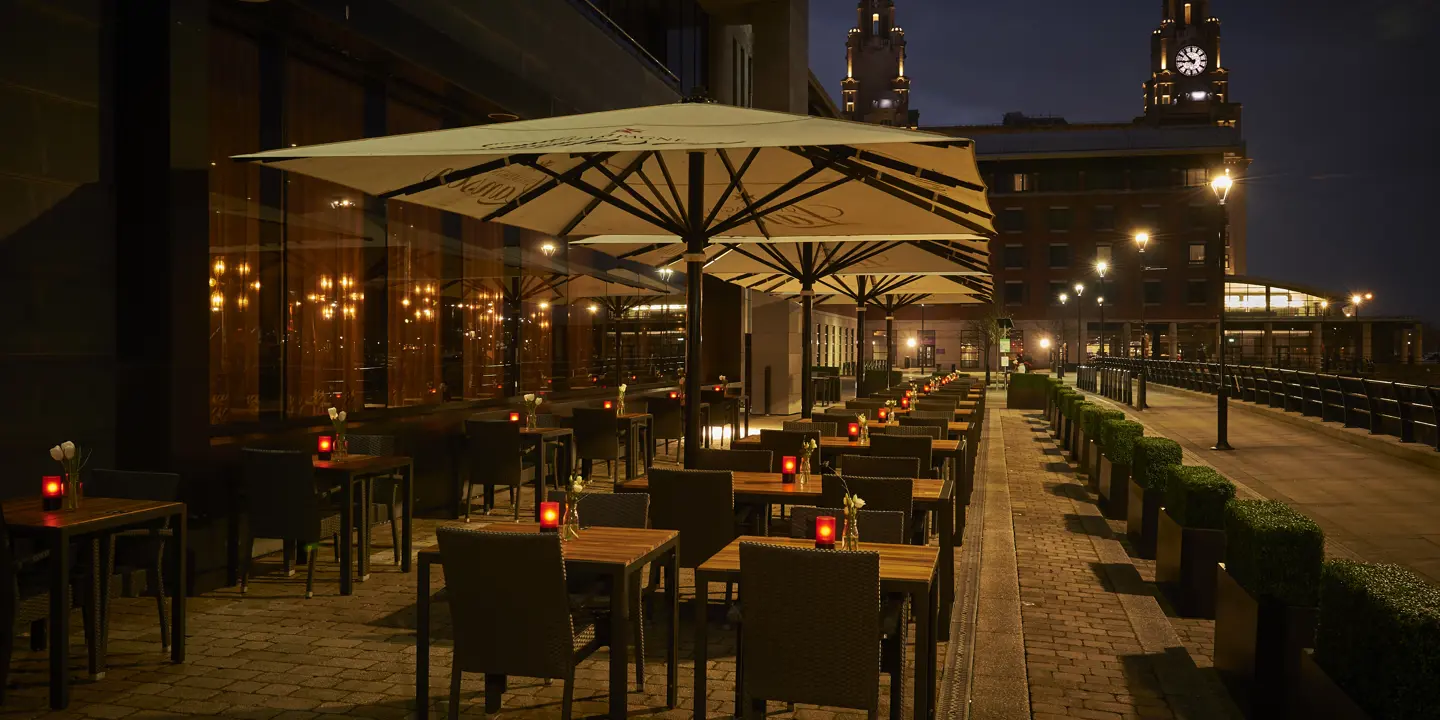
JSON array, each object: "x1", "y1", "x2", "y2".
[
  {"x1": 841, "y1": 0, "x2": 916, "y2": 127},
  {"x1": 1142, "y1": 0, "x2": 1239, "y2": 126}
]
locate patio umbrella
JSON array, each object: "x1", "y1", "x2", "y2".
[{"x1": 237, "y1": 99, "x2": 993, "y2": 461}]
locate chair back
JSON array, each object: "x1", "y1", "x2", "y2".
[
  {"x1": 648, "y1": 468, "x2": 736, "y2": 568},
  {"x1": 571, "y1": 408, "x2": 620, "y2": 461},
  {"x1": 436, "y1": 527, "x2": 573, "y2": 679},
  {"x1": 915, "y1": 398, "x2": 958, "y2": 411},
  {"x1": 466, "y1": 419, "x2": 525, "y2": 486},
  {"x1": 815, "y1": 411, "x2": 861, "y2": 429},
  {"x1": 883, "y1": 424, "x2": 942, "y2": 440},
  {"x1": 240, "y1": 449, "x2": 325, "y2": 543},
  {"x1": 900, "y1": 416, "x2": 951, "y2": 437},
  {"x1": 692, "y1": 448, "x2": 773, "y2": 473},
  {"x1": 645, "y1": 397, "x2": 684, "y2": 441},
  {"x1": 739, "y1": 542, "x2": 881, "y2": 711},
  {"x1": 906, "y1": 410, "x2": 951, "y2": 419},
  {"x1": 758, "y1": 429, "x2": 820, "y2": 472},
  {"x1": 839, "y1": 455, "x2": 919, "y2": 479},
  {"x1": 845, "y1": 399, "x2": 887, "y2": 411},
  {"x1": 869, "y1": 434, "x2": 933, "y2": 475},
  {"x1": 88, "y1": 470, "x2": 182, "y2": 502},
  {"x1": 783, "y1": 421, "x2": 835, "y2": 438},
  {"x1": 545, "y1": 491, "x2": 649, "y2": 529},
  {"x1": 346, "y1": 434, "x2": 396, "y2": 457},
  {"x1": 820, "y1": 475, "x2": 914, "y2": 530},
  {"x1": 788, "y1": 507, "x2": 906, "y2": 544}
]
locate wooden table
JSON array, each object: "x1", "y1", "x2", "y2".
[
  {"x1": 794, "y1": 418, "x2": 970, "y2": 439},
  {"x1": 693, "y1": 537, "x2": 940, "y2": 720},
  {"x1": 2, "y1": 497, "x2": 187, "y2": 709},
  {"x1": 415, "y1": 523, "x2": 679, "y2": 720},
  {"x1": 313, "y1": 454, "x2": 414, "y2": 594},
  {"x1": 448, "y1": 427, "x2": 573, "y2": 521}
]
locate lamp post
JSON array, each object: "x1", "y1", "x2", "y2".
[
  {"x1": 1096, "y1": 261, "x2": 1109, "y2": 356},
  {"x1": 1058, "y1": 292, "x2": 1069, "y2": 378},
  {"x1": 1319, "y1": 299, "x2": 1330, "y2": 372},
  {"x1": 1040, "y1": 337, "x2": 1053, "y2": 373},
  {"x1": 1211, "y1": 171, "x2": 1234, "y2": 451},
  {"x1": 1073, "y1": 282, "x2": 1086, "y2": 365},
  {"x1": 907, "y1": 336, "x2": 919, "y2": 370},
  {"x1": 1350, "y1": 292, "x2": 1372, "y2": 373},
  {"x1": 1135, "y1": 231, "x2": 1151, "y2": 408}
]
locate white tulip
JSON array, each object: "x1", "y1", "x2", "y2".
[
  {"x1": 619, "y1": 384, "x2": 627, "y2": 392},
  {"x1": 337, "y1": 411, "x2": 346, "y2": 422},
  {"x1": 50, "y1": 445, "x2": 64, "y2": 461},
  {"x1": 524, "y1": 393, "x2": 535, "y2": 403},
  {"x1": 61, "y1": 441, "x2": 76, "y2": 459},
  {"x1": 571, "y1": 482, "x2": 584, "y2": 493},
  {"x1": 535, "y1": 397, "x2": 543, "y2": 405},
  {"x1": 328, "y1": 407, "x2": 339, "y2": 420},
  {"x1": 852, "y1": 496, "x2": 866, "y2": 510}
]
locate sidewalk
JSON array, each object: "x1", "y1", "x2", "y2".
[{"x1": 1093, "y1": 383, "x2": 1440, "y2": 585}]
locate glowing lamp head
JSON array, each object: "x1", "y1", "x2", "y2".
[
  {"x1": 1351, "y1": 294, "x2": 1363, "y2": 306},
  {"x1": 1211, "y1": 171, "x2": 1234, "y2": 202},
  {"x1": 1040, "y1": 337, "x2": 1052, "y2": 349},
  {"x1": 1074, "y1": 283, "x2": 1085, "y2": 296},
  {"x1": 906, "y1": 337, "x2": 918, "y2": 349},
  {"x1": 539, "y1": 501, "x2": 561, "y2": 530},
  {"x1": 1096, "y1": 261, "x2": 1109, "y2": 277},
  {"x1": 1135, "y1": 232, "x2": 1150, "y2": 251},
  {"x1": 1059, "y1": 292, "x2": 1069, "y2": 304}
]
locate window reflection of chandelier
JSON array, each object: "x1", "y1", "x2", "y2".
[
  {"x1": 404, "y1": 283, "x2": 436, "y2": 322},
  {"x1": 209, "y1": 259, "x2": 259, "y2": 313},
  {"x1": 307, "y1": 274, "x2": 358, "y2": 320}
]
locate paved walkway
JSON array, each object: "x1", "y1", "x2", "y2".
[{"x1": 1091, "y1": 382, "x2": 1440, "y2": 585}]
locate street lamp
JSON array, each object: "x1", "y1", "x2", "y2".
[
  {"x1": 1210, "y1": 170, "x2": 1235, "y2": 451},
  {"x1": 1058, "y1": 292, "x2": 1070, "y2": 378},
  {"x1": 1040, "y1": 336, "x2": 1053, "y2": 373},
  {"x1": 1350, "y1": 292, "x2": 1373, "y2": 372},
  {"x1": 1074, "y1": 283, "x2": 1085, "y2": 365},
  {"x1": 1096, "y1": 262, "x2": 1109, "y2": 356},
  {"x1": 1134, "y1": 231, "x2": 1152, "y2": 408}
]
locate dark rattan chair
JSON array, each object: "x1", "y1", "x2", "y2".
[
  {"x1": 239, "y1": 448, "x2": 344, "y2": 598},
  {"x1": 869, "y1": 434, "x2": 935, "y2": 478},
  {"x1": 464, "y1": 419, "x2": 537, "y2": 521},
  {"x1": 646, "y1": 396, "x2": 684, "y2": 462},
  {"x1": 737, "y1": 542, "x2": 885, "y2": 718},
  {"x1": 815, "y1": 411, "x2": 862, "y2": 431},
  {"x1": 693, "y1": 448, "x2": 773, "y2": 473},
  {"x1": 899, "y1": 416, "x2": 951, "y2": 439},
  {"x1": 787, "y1": 507, "x2": 905, "y2": 544},
  {"x1": 435, "y1": 527, "x2": 609, "y2": 719},
  {"x1": 88, "y1": 469, "x2": 181, "y2": 651},
  {"x1": 906, "y1": 409, "x2": 951, "y2": 420},
  {"x1": 572, "y1": 407, "x2": 622, "y2": 480},
  {"x1": 346, "y1": 434, "x2": 404, "y2": 565},
  {"x1": 757, "y1": 430, "x2": 821, "y2": 473},
  {"x1": 882, "y1": 424, "x2": 942, "y2": 440},
  {"x1": 846, "y1": 399, "x2": 888, "y2": 412},
  {"x1": 914, "y1": 398, "x2": 958, "y2": 411},
  {"x1": 700, "y1": 388, "x2": 737, "y2": 447},
  {"x1": 783, "y1": 420, "x2": 836, "y2": 438},
  {"x1": 839, "y1": 455, "x2": 920, "y2": 480},
  {"x1": 820, "y1": 475, "x2": 915, "y2": 535},
  {"x1": 647, "y1": 468, "x2": 742, "y2": 602}
]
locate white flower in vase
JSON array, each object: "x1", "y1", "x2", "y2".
[
  {"x1": 61, "y1": 441, "x2": 76, "y2": 459},
  {"x1": 50, "y1": 445, "x2": 64, "y2": 461}
]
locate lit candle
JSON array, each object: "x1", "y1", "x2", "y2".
[
  {"x1": 508, "y1": 411, "x2": 521, "y2": 423},
  {"x1": 714, "y1": 385, "x2": 723, "y2": 392},
  {"x1": 540, "y1": 501, "x2": 561, "y2": 531},
  {"x1": 669, "y1": 391, "x2": 679, "y2": 399},
  {"x1": 317, "y1": 435, "x2": 334, "y2": 461},
  {"x1": 901, "y1": 396, "x2": 911, "y2": 410},
  {"x1": 847, "y1": 422, "x2": 861, "y2": 440},
  {"x1": 42, "y1": 475, "x2": 63, "y2": 511},
  {"x1": 815, "y1": 515, "x2": 836, "y2": 549},
  {"x1": 781, "y1": 455, "x2": 797, "y2": 483},
  {"x1": 603, "y1": 400, "x2": 614, "y2": 410},
  {"x1": 877, "y1": 407, "x2": 888, "y2": 422}
]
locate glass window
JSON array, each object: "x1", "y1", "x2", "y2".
[
  {"x1": 1047, "y1": 207, "x2": 1072, "y2": 232},
  {"x1": 1144, "y1": 279, "x2": 1163, "y2": 305},
  {"x1": 1002, "y1": 244, "x2": 1026, "y2": 269},
  {"x1": 1096, "y1": 244, "x2": 1112, "y2": 265},
  {"x1": 1189, "y1": 243, "x2": 1207, "y2": 264},
  {"x1": 998, "y1": 208, "x2": 1026, "y2": 233},
  {"x1": 1183, "y1": 168, "x2": 1209, "y2": 187},
  {"x1": 1187, "y1": 279, "x2": 1209, "y2": 305},
  {"x1": 1186, "y1": 203, "x2": 1210, "y2": 228},
  {"x1": 1011, "y1": 173, "x2": 1032, "y2": 192},
  {"x1": 387, "y1": 101, "x2": 447, "y2": 407},
  {"x1": 1039, "y1": 171, "x2": 1079, "y2": 192},
  {"x1": 1135, "y1": 205, "x2": 1162, "y2": 230},
  {"x1": 1048, "y1": 244, "x2": 1070, "y2": 269},
  {"x1": 1091, "y1": 206, "x2": 1116, "y2": 231},
  {"x1": 1087, "y1": 170, "x2": 1124, "y2": 191},
  {"x1": 1004, "y1": 281, "x2": 1025, "y2": 306}
]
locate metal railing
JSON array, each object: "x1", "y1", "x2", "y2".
[
  {"x1": 1077, "y1": 365, "x2": 1134, "y2": 405},
  {"x1": 1095, "y1": 358, "x2": 1440, "y2": 451}
]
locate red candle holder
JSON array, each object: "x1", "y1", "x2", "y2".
[
  {"x1": 668, "y1": 391, "x2": 679, "y2": 399},
  {"x1": 42, "y1": 475, "x2": 64, "y2": 511},
  {"x1": 508, "y1": 411, "x2": 521, "y2": 424},
  {"x1": 317, "y1": 435, "x2": 334, "y2": 461},
  {"x1": 539, "y1": 501, "x2": 561, "y2": 531},
  {"x1": 847, "y1": 422, "x2": 861, "y2": 440},
  {"x1": 603, "y1": 400, "x2": 614, "y2": 410},
  {"x1": 781, "y1": 455, "x2": 797, "y2": 483},
  {"x1": 877, "y1": 407, "x2": 888, "y2": 422},
  {"x1": 901, "y1": 396, "x2": 911, "y2": 410},
  {"x1": 714, "y1": 385, "x2": 723, "y2": 392},
  {"x1": 815, "y1": 515, "x2": 837, "y2": 549}
]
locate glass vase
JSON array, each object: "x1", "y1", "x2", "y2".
[
  {"x1": 526, "y1": 411, "x2": 537, "y2": 429},
  {"x1": 798, "y1": 456, "x2": 812, "y2": 488},
  {"x1": 843, "y1": 508, "x2": 860, "y2": 551},
  {"x1": 334, "y1": 434, "x2": 349, "y2": 459},
  {"x1": 617, "y1": 398, "x2": 626, "y2": 416},
  {"x1": 562, "y1": 502, "x2": 581, "y2": 542},
  {"x1": 64, "y1": 471, "x2": 82, "y2": 511}
]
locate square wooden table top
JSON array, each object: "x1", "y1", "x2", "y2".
[
  {"x1": 616, "y1": 471, "x2": 948, "y2": 503},
  {"x1": 697, "y1": 536, "x2": 939, "y2": 587},
  {"x1": 2, "y1": 497, "x2": 184, "y2": 532},
  {"x1": 417, "y1": 522, "x2": 678, "y2": 570},
  {"x1": 312, "y1": 453, "x2": 412, "y2": 473},
  {"x1": 735, "y1": 435, "x2": 961, "y2": 454},
  {"x1": 519, "y1": 427, "x2": 573, "y2": 436}
]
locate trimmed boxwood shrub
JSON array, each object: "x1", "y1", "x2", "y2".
[
  {"x1": 1224, "y1": 499, "x2": 1324, "y2": 607},
  {"x1": 1132, "y1": 437, "x2": 1183, "y2": 490},
  {"x1": 1085, "y1": 408, "x2": 1126, "y2": 444},
  {"x1": 1065, "y1": 396, "x2": 1090, "y2": 420},
  {"x1": 1316, "y1": 560, "x2": 1440, "y2": 720},
  {"x1": 1163, "y1": 465, "x2": 1235, "y2": 529},
  {"x1": 1100, "y1": 419, "x2": 1143, "y2": 465}
]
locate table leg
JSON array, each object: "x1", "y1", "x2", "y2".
[
  {"x1": 665, "y1": 548, "x2": 678, "y2": 708},
  {"x1": 85, "y1": 538, "x2": 101, "y2": 679},
  {"x1": 625, "y1": 421, "x2": 637, "y2": 481},
  {"x1": 939, "y1": 496, "x2": 954, "y2": 643},
  {"x1": 912, "y1": 584, "x2": 932, "y2": 720},
  {"x1": 416, "y1": 557, "x2": 431, "y2": 720},
  {"x1": 172, "y1": 512, "x2": 187, "y2": 663},
  {"x1": 340, "y1": 473, "x2": 354, "y2": 596},
  {"x1": 97, "y1": 533, "x2": 112, "y2": 674},
  {"x1": 928, "y1": 581, "x2": 939, "y2": 718},
  {"x1": 645, "y1": 419, "x2": 655, "y2": 473},
  {"x1": 401, "y1": 463, "x2": 414, "y2": 573},
  {"x1": 48, "y1": 533, "x2": 70, "y2": 709},
  {"x1": 693, "y1": 573, "x2": 710, "y2": 720},
  {"x1": 359, "y1": 476, "x2": 371, "y2": 582},
  {"x1": 609, "y1": 567, "x2": 630, "y2": 719}
]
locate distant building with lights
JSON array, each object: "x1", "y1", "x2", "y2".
[{"x1": 841, "y1": 0, "x2": 916, "y2": 127}]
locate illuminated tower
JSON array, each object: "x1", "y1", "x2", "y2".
[
  {"x1": 1142, "y1": 0, "x2": 1240, "y2": 126},
  {"x1": 841, "y1": 0, "x2": 914, "y2": 127}
]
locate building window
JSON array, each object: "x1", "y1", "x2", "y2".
[
  {"x1": 1049, "y1": 282, "x2": 1069, "y2": 305},
  {"x1": 998, "y1": 208, "x2": 1026, "y2": 233},
  {"x1": 1048, "y1": 243, "x2": 1070, "y2": 269},
  {"x1": 1047, "y1": 207, "x2": 1073, "y2": 233},
  {"x1": 1011, "y1": 173, "x2": 1032, "y2": 193},
  {"x1": 1087, "y1": 170, "x2": 1124, "y2": 191},
  {"x1": 1096, "y1": 244, "x2": 1112, "y2": 265},
  {"x1": 1183, "y1": 168, "x2": 1209, "y2": 187},
  {"x1": 1134, "y1": 169, "x2": 1170, "y2": 190},
  {"x1": 845, "y1": 101, "x2": 855, "y2": 113},
  {"x1": 1039, "y1": 171, "x2": 1080, "y2": 192},
  {"x1": 1091, "y1": 206, "x2": 1116, "y2": 231},
  {"x1": 1187, "y1": 279, "x2": 1209, "y2": 305},
  {"x1": 1002, "y1": 244, "x2": 1027, "y2": 269},
  {"x1": 1144, "y1": 279, "x2": 1163, "y2": 306},
  {"x1": 1189, "y1": 243, "x2": 1207, "y2": 265},
  {"x1": 1004, "y1": 281, "x2": 1026, "y2": 306},
  {"x1": 1136, "y1": 205, "x2": 1162, "y2": 230}
]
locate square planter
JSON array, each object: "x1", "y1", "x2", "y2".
[
  {"x1": 1068, "y1": 420, "x2": 1081, "y2": 461},
  {"x1": 1126, "y1": 481, "x2": 1163, "y2": 559},
  {"x1": 1154, "y1": 508, "x2": 1225, "y2": 618},
  {"x1": 1089, "y1": 440, "x2": 1104, "y2": 483},
  {"x1": 1214, "y1": 563, "x2": 1318, "y2": 719},
  {"x1": 1050, "y1": 407, "x2": 1061, "y2": 436},
  {"x1": 1059, "y1": 415, "x2": 1071, "y2": 449},
  {"x1": 1076, "y1": 428, "x2": 1090, "y2": 475},
  {"x1": 1290, "y1": 650, "x2": 1371, "y2": 720},
  {"x1": 1097, "y1": 455, "x2": 1130, "y2": 520}
]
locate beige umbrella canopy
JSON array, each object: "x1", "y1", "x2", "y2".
[{"x1": 237, "y1": 99, "x2": 993, "y2": 458}]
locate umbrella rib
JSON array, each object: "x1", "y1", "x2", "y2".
[
  {"x1": 651, "y1": 153, "x2": 690, "y2": 229},
  {"x1": 910, "y1": 240, "x2": 991, "y2": 275},
  {"x1": 824, "y1": 242, "x2": 897, "y2": 277},
  {"x1": 559, "y1": 152, "x2": 652, "y2": 236},
  {"x1": 519, "y1": 158, "x2": 686, "y2": 236},
  {"x1": 634, "y1": 161, "x2": 686, "y2": 230},
  {"x1": 836, "y1": 144, "x2": 988, "y2": 193},
  {"x1": 711, "y1": 148, "x2": 768, "y2": 238},
  {"x1": 483, "y1": 153, "x2": 615, "y2": 223},
  {"x1": 788, "y1": 147, "x2": 995, "y2": 236},
  {"x1": 378, "y1": 155, "x2": 529, "y2": 200},
  {"x1": 711, "y1": 172, "x2": 853, "y2": 237},
  {"x1": 732, "y1": 243, "x2": 800, "y2": 278},
  {"x1": 808, "y1": 146, "x2": 995, "y2": 221},
  {"x1": 706, "y1": 155, "x2": 837, "y2": 236},
  {"x1": 588, "y1": 156, "x2": 689, "y2": 234}
]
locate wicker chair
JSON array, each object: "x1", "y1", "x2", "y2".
[
  {"x1": 1, "y1": 506, "x2": 102, "y2": 702},
  {"x1": 839, "y1": 455, "x2": 920, "y2": 480},
  {"x1": 819, "y1": 475, "x2": 916, "y2": 538},
  {"x1": 783, "y1": 420, "x2": 836, "y2": 438},
  {"x1": 757, "y1": 430, "x2": 821, "y2": 473},
  {"x1": 869, "y1": 434, "x2": 935, "y2": 478},
  {"x1": 239, "y1": 448, "x2": 345, "y2": 598},
  {"x1": 647, "y1": 468, "x2": 741, "y2": 602},
  {"x1": 693, "y1": 448, "x2": 773, "y2": 473},
  {"x1": 846, "y1": 399, "x2": 888, "y2": 412},
  {"x1": 914, "y1": 398, "x2": 958, "y2": 411},
  {"x1": 464, "y1": 420, "x2": 538, "y2": 521},
  {"x1": 815, "y1": 411, "x2": 862, "y2": 431},
  {"x1": 899, "y1": 416, "x2": 951, "y2": 438},
  {"x1": 572, "y1": 408, "x2": 622, "y2": 480},
  {"x1": 88, "y1": 469, "x2": 181, "y2": 651},
  {"x1": 435, "y1": 528, "x2": 610, "y2": 719},
  {"x1": 737, "y1": 543, "x2": 887, "y2": 718},
  {"x1": 345, "y1": 434, "x2": 404, "y2": 565},
  {"x1": 906, "y1": 409, "x2": 952, "y2": 420},
  {"x1": 700, "y1": 388, "x2": 737, "y2": 446},
  {"x1": 787, "y1": 507, "x2": 905, "y2": 544},
  {"x1": 882, "y1": 424, "x2": 942, "y2": 440},
  {"x1": 646, "y1": 396, "x2": 684, "y2": 462}
]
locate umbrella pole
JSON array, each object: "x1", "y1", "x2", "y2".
[
  {"x1": 801, "y1": 284, "x2": 814, "y2": 419},
  {"x1": 682, "y1": 152, "x2": 705, "y2": 468},
  {"x1": 887, "y1": 313, "x2": 895, "y2": 389},
  {"x1": 856, "y1": 295, "x2": 866, "y2": 399}
]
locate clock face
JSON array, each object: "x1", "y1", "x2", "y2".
[{"x1": 1176, "y1": 45, "x2": 1208, "y2": 76}]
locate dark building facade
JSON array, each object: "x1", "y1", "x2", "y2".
[{"x1": 840, "y1": 0, "x2": 915, "y2": 127}]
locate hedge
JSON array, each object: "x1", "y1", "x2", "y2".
[
  {"x1": 1084, "y1": 408, "x2": 1126, "y2": 444},
  {"x1": 1100, "y1": 419, "x2": 1144, "y2": 465},
  {"x1": 1163, "y1": 465, "x2": 1235, "y2": 529},
  {"x1": 1316, "y1": 560, "x2": 1440, "y2": 720},
  {"x1": 1132, "y1": 437, "x2": 1184, "y2": 490},
  {"x1": 1223, "y1": 499, "x2": 1324, "y2": 607},
  {"x1": 1009, "y1": 373, "x2": 1051, "y2": 393}
]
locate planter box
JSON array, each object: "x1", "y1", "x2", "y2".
[
  {"x1": 1007, "y1": 384, "x2": 1047, "y2": 410},
  {"x1": 1214, "y1": 562, "x2": 1318, "y2": 719},
  {"x1": 1068, "y1": 420, "x2": 1081, "y2": 461},
  {"x1": 1050, "y1": 407, "x2": 1061, "y2": 436},
  {"x1": 1089, "y1": 440, "x2": 1104, "y2": 483},
  {"x1": 1097, "y1": 455, "x2": 1130, "y2": 520},
  {"x1": 1290, "y1": 650, "x2": 1371, "y2": 720},
  {"x1": 1126, "y1": 482, "x2": 1163, "y2": 558},
  {"x1": 1155, "y1": 509, "x2": 1225, "y2": 618},
  {"x1": 1076, "y1": 428, "x2": 1090, "y2": 475}
]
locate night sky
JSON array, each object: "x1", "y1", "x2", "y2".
[{"x1": 809, "y1": 0, "x2": 1440, "y2": 326}]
